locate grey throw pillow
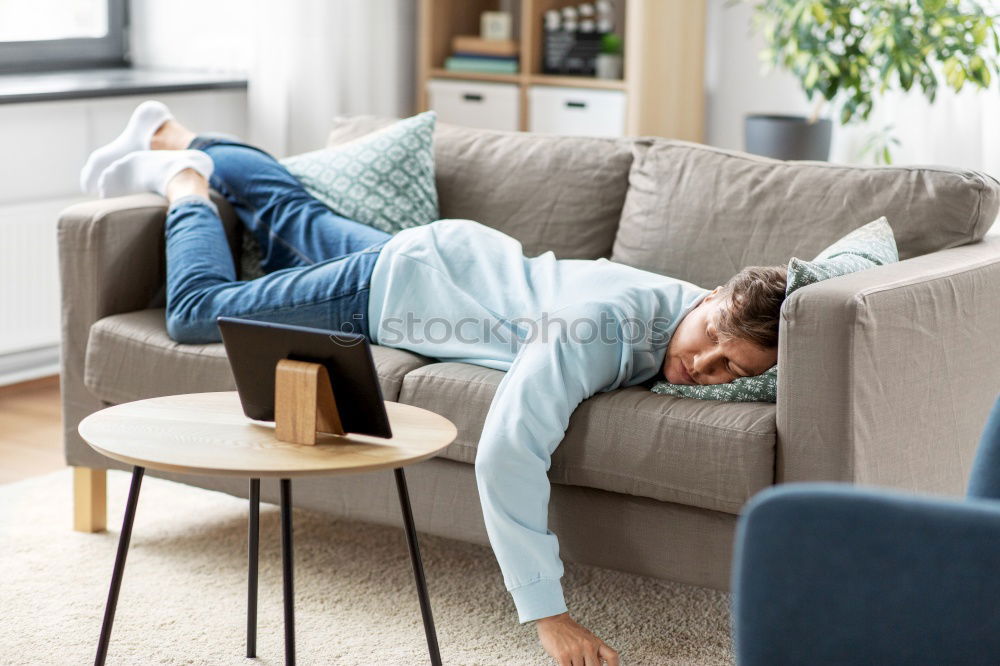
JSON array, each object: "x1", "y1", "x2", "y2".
[
  {"x1": 650, "y1": 216, "x2": 898, "y2": 402},
  {"x1": 239, "y1": 111, "x2": 439, "y2": 279}
]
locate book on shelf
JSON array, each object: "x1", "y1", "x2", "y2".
[
  {"x1": 444, "y1": 56, "x2": 519, "y2": 74},
  {"x1": 451, "y1": 35, "x2": 519, "y2": 58},
  {"x1": 452, "y1": 51, "x2": 519, "y2": 61}
]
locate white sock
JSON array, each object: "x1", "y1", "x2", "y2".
[
  {"x1": 79, "y1": 100, "x2": 174, "y2": 195},
  {"x1": 97, "y1": 150, "x2": 214, "y2": 198}
]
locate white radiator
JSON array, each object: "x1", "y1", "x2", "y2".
[
  {"x1": 0, "y1": 91, "x2": 247, "y2": 385},
  {"x1": 0, "y1": 197, "x2": 76, "y2": 360}
]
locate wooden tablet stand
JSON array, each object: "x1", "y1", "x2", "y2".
[{"x1": 274, "y1": 359, "x2": 345, "y2": 445}]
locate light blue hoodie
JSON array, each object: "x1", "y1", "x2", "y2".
[{"x1": 368, "y1": 219, "x2": 709, "y2": 623}]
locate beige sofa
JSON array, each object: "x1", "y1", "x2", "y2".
[{"x1": 60, "y1": 117, "x2": 1000, "y2": 592}]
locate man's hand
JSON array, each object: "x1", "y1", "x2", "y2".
[{"x1": 536, "y1": 612, "x2": 620, "y2": 666}]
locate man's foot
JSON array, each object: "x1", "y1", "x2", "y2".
[
  {"x1": 150, "y1": 118, "x2": 198, "y2": 152},
  {"x1": 80, "y1": 100, "x2": 173, "y2": 195},
  {"x1": 537, "y1": 612, "x2": 620, "y2": 666},
  {"x1": 97, "y1": 150, "x2": 214, "y2": 198},
  {"x1": 165, "y1": 167, "x2": 211, "y2": 203}
]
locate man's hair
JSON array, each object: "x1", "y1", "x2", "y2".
[{"x1": 715, "y1": 265, "x2": 788, "y2": 349}]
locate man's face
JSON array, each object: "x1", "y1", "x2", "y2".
[{"x1": 662, "y1": 287, "x2": 778, "y2": 385}]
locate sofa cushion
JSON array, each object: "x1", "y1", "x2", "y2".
[
  {"x1": 282, "y1": 111, "x2": 439, "y2": 235},
  {"x1": 397, "y1": 362, "x2": 776, "y2": 514},
  {"x1": 785, "y1": 215, "x2": 899, "y2": 293},
  {"x1": 326, "y1": 116, "x2": 634, "y2": 260},
  {"x1": 84, "y1": 308, "x2": 433, "y2": 404},
  {"x1": 612, "y1": 139, "x2": 1000, "y2": 289}
]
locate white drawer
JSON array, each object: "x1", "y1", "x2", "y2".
[
  {"x1": 427, "y1": 79, "x2": 520, "y2": 132},
  {"x1": 528, "y1": 86, "x2": 626, "y2": 137}
]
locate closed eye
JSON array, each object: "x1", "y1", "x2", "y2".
[{"x1": 708, "y1": 323, "x2": 745, "y2": 378}]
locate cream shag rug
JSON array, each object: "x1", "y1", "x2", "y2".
[{"x1": 0, "y1": 469, "x2": 734, "y2": 665}]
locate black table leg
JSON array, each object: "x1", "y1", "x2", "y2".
[
  {"x1": 95, "y1": 466, "x2": 145, "y2": 666},
  {"x1": 394, "y1": 467, "x2": 442, "y2": 666},
  {"x1": 280, "y1": 478, "x2": 295, "y2": 665},
  {"x1": 247, "y1": 478, "x2": 260, "y2": 658}
]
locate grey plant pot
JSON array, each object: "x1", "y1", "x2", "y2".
[{"x1": 744, "y1": 114, "x2": 833, "y2": 161}]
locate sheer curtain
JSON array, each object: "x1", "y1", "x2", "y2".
[
  {"x1": 248, "y1": 0, "x2": 416, "y2": 157},
  {"x1": 832, "y1": 66, "x2": 1000, "y2": 180},
  {"x1": 131, "y1": 0, "x2": 416, "y2": 158}
]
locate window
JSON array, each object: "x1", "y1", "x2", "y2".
[{"x1": 0, "y1": 0, "x2": 127, "y2": 72}]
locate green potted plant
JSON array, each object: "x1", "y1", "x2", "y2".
[
  {"x1": 738, "y1": 0, "x2": 1000, "y2": 162},
  {"x1": 596, "y1": 32, "x2": 624, "y2": 80}
]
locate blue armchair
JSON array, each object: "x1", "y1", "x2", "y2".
[{"x1": 732, "y1": 395, "x2": 1000, "y2": 665}]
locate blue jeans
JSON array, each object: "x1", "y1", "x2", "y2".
[{"x1": 165, "y1": 134, "x2": 391, "y2": 343}]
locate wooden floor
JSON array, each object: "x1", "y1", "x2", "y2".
[{"x1": 0, "y1": 376, "x2": 66, "y2": 484}]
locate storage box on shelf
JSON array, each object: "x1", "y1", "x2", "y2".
[
  {"x1": 427, "y1": 79, "x2": 520, "y2": 132},
  {"x1": 417, "y1": 0, "x2": 705, "y2": 139},
  {"x1": 528, "y1": 85, "x2": 624, "y2": 136}
]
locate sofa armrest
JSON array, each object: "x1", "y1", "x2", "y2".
[
  {"x1": 59, "y1": 193, "x2": 168, "y2": 331},
  {"x1": 776, "y1": 236, "x2": 1000, "y2": 494},
  {"x1": 58, "y1": 192, "x2": 239, "y2": 467}
]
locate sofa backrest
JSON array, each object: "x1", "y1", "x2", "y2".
[
  {"x1": 327, "y1": 116, "x2": 633, "y2": 259},
  {"x1": 610, "y1": 140, "x2": 1000, "y2": 288},
  {"x1": 328, "y1": 118, "x2": 1000, "y2": 289}
]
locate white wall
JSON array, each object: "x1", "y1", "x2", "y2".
[
  {"x1": 704, "y1": 0, "x2": 809, "y2": 152},
  {"x1": 704, "y1": 0, "x2": 1000, "y2": 178}
]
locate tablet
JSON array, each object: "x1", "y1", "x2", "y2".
[{"x1": 217, "y1": 316, "x2": 392, "y2": 438}]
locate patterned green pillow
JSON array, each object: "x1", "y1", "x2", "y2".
[
  {"x1": 239, "y1": 111, "x2": 439, "y2": 279},
  {"x1": 650, "y1": 216, "x2": 898, "y2": 403}
]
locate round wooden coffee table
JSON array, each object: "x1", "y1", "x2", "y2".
[{"x1": 79, "y1": 391, "x2": 457, "y2": 666}]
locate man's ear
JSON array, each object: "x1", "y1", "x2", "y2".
[{"x1": 705, "y1": 286, "x2": 722, "y2": 301}]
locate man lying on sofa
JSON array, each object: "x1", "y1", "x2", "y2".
[{"x1": 82, "y1": 102, "x2": 785, "y2": 666}]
